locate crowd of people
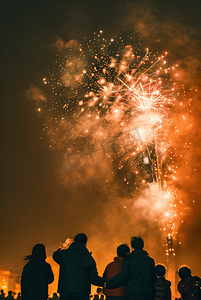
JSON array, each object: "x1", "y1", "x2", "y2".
[
  {"x1": 1, "y1": 233, "x2": 201, "y2": 300},
  {"x1": 0, "y1": 291, "x2": 21, "y2": 300}
]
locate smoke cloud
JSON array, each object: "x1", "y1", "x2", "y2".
[
  {"x1": 52, "y1": 38, "x2": 80, "y2": 52},
  {"x1": 26, "y1": 85, "x2": 46, "y2": 101}
]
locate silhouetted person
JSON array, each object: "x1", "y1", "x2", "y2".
[
  {"x1": 106, "y1": 236, "x2": 155, "y2": 300},
  {"x1": 16, "y1": 293, "x2": 22, "y2": 300},
  {"x1": 0, "y1": 290, "x2": 6, "y2": 300},
  {"x1": 154, "y1": 264, "x2": 171, "y2": 300},
  {"x1": 97, "y1": 287, "x2": 104, "y2": 297},
  {"x1": 21, "y1": 243, "x2": 54, "y2": 300},
  {"x1": 50, "y1": 293, "x2": 59, "y2": 300},
  {"x1": 53, "y1": 233, "x2": 104, "y2": 300},
  {"x1": 6, "y1": 292, "x2": 14, "y2": 300},
  {"x1": 103, "y1": 244, "x2": 130, "y2": 300},
  {"x1": 177, "y1": 266, "x2": 201, "y2": 300},
  {"x1": 93, "y1": 295, "x2": 100, "y2": 300}
]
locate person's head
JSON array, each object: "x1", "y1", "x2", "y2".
[
  {"x1": 117, "y1": 244, "x2": 130, "y2": 258},
  {"x1": 24, "y1": 243, "x2": 46, "y2": 261},
  {"x1": 8, "y1": 291, "x2": 13, "y2": 296},
  {"x1": 131, "y1": 236, "x2": 144, "y2": 249},
  {"x1": 155, "y1": 264, "x2": 166, "y2": 277},
  {"x1": 96, "y1": 287, "x2": 103, "y2": 295},
  {"x1": 74, "y1": 233, "x2": 88, "y2": 245},
  {"x1": 178, "y1": 266, "x2": 191, "y2": 280}
]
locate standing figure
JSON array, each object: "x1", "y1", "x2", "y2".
[
  {"x1": 154, "y1": 264, "x2": 171, "y2": 300},
  {"x1": 97, "y1": 287, "x2": 104, "y2": 298},
  {"x1": 0, "y1": 290, "x2": 6, "y2": 300},
  {"x1": 21, "y1": 243, "x2": 54, "y2": 300},
  {"x1": 106, "y1": 236, "x2": 155, "y2": 300},
  {"x1": 53, "y1": 233, "x2": 104, "y2": 300},
  {"x1": 177, "y1": 266, "x2": 201, "y2": 300},
  {"x1": 16, "y1": 293, "x2": 22, "y2": 300},
  {"x1": 6, "y1": 292, "x2": 14, "y2": 300},
  {"x1": 50, "y1": 293, "x2": 59, "y2": 300},
  {"x1": 103, "y1": 244, "x2": 130, "y2": 300}
]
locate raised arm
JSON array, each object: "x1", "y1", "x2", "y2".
[{"x1": 52, "y1": 248, "x2": 62, "y2": 265}]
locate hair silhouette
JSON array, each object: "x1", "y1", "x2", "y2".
[
  {"x1": 178, "y1": 266, "x2": 191, "y2": 280},
  {"x1": 155, "y1": 264, "x2": 166, "y2": 277},
  {"x1": 24, "y1": 243, "x2": 46, "y2": 261},
  {"x1": 131, "y1": 236, "x2": 144, "y2": 249},
  {"x1": 117, "y1": 244, "x2": 130, "y2": 258},
  {"x1": 74, "y1": 233, "x2": 88, "y2": 245}
]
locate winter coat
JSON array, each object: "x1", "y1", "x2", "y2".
[
  {"x1": 106, "y1": 249, "x2": 155, "y2": 300},
  {"x1": 178, "y1": 276, "x2": 201, "y2": 300},
  {"x1": 154, "y1": 277, "x2": 171, "y2": 300},
  {"x1": 21, "y1": 259, "x2": 54, "y2": 300},
  {"x1": 53, "y1": 242, "x2": 104, "y2": 295},
  {"x1": 103, "y1": 256, "x2": 126, "y2": 297}
]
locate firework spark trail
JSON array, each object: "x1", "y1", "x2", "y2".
[{"x1": 38, "y1": 31, "x2": 190, "y2": 255}]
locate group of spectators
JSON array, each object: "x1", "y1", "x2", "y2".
[
  {"x1": 0, "y1": 291, "x2": 22, "y2": 300},
  {"x1": 0, "y1": 290, "x2": 59, "y2": 300},
  {"x1": 11, "y1": 233, "x2": 201, "y2": 300}
]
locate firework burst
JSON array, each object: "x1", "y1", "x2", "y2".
[{"x1": 38, "y1": 30, "x2": 190, "y2": 255}]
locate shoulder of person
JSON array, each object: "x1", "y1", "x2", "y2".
[
  {"x1": 114, "y1": 256, "x2": 124, "y2": 263},
  {"x1": 53, "y1": 248, "x2": 63, "y2": 255},
  {"x1": 193, "y1": 276, "x2": 201, "y2": 280},
  {"x1": 120, "y1": 253, "x2": 133, "y2": 265},
  {"x1": 125, "y1": 252, "x2": 133, "y2": 258},
  {"x1": 105, "y1": 260, "x2": 116, "y2": 268},
  {"x1": 89, "y1": 253, "x2": 97, "y2": 264},
  {"x1": 178, "y1": 279, "x2": 187, "y2": 288},
  {"x1": 192, "y1": 276, "x2": 201, "y2": 285},
  {"x1": 22, "y1": 260, "x2": 31, "y2": 269},
  {"x1": 150, "y1": 256, "x2": 155, "y2": 264},
  {"x1": 166, "y1": 279, "x2": 171, "y2": 286},
  {"x1": 160, "y1": 278, "x2": 171, "y2": 287},
  {"x1": 45, "y1": 262, "x2": 53, "y2": 268},
  {"x1": 177, "y1": 279, "x2": 182, "y2": 286}
]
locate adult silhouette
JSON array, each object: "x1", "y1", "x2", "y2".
[
  {"x1": 103, "y1": 244, "x2": 130, "y2": 300},
  {"x1": 0, "y1": 290, "x2": 6, "y2": 300},
  {"x1": 106, "y1": 237, "x2": 155, "y2": 300},
  {"x1": 21, "y1": 243, "x2": 54, "y2": 300},
  {"x1": 6, "y1": 292, "x2": 14, "y2": 300},
  {"x1": 53, "y1": 233, "x2": 104, "y2": 300},
  {"x1": 16, "y1": 293, "x2": 22, "y2": 300},
  {"x1": 50, "y1": 293, "x2": 59, "y2": 300}
]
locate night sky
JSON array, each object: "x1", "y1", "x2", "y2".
[{"x1": 1, "y1": 0, "x2": 201, "y2": 281}]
